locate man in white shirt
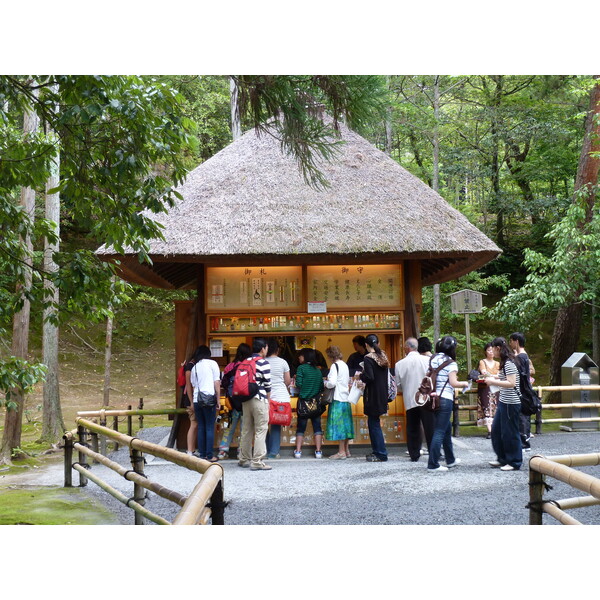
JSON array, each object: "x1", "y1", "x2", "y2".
[{"x1": 395, "y1": 337, "x2": 432, "y2": 461}]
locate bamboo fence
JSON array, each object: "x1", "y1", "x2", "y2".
[
  {"x1": 63, "y1": 414, "x2": 225, "y2": 525},
  {"x1": 528, "y1": 452, "x2": 600, "y2": 525},
  {"x1": 453, "y1": 384, "x2": 600, "y2": 433}
]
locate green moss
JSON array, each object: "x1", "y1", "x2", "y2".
[{"x1": 0, "y1": 486, "x2": 120, "y2": 525}]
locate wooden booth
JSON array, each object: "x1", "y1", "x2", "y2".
[{"x1": 98, "y1": 114, "x2": 501, "y2": 450}]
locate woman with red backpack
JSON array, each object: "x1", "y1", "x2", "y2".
[{"x1": 218, "y1": 343, "x2": 251, "y2": 459}]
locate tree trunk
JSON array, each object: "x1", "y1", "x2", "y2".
[
  {"x1": 229, "y1": 77, "x2": 241, "y2": 141},
  {"x1": 384, "y1": 76, "x2": 393, "y2": 156},
  {"x1": 1, "y1": 92, "x2": 39, "y2": 464},
  {"x1": 103, "y1": 314, "x2": 114, "y2": 407},
  {"x1": 432, "y1": 76, "x2": 441, "y2": 343},
  {"x1": 41, "y1": 87, "x2": 65, "y2": 444},
  {"x1": 548, "y1": 77, "x2": 600, "y2": 398}
]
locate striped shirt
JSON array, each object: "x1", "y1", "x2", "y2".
[
  {"x1": 499, "y1": 360, "x2": 521, "y2": 404},
  {"x1": 430, "y1": 353, "x2": 458, "y2": 400},
  {"x1": 248, "y1": 354, "x2": 272, "y2": 402},
  {"x1": 295, "y1": 363, "x2": 324, "y2": 399}
]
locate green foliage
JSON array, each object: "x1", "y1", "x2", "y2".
[
  {"x1": 232, "y1": 75, "x2": 387, "y2": 188},
  {"x1": 420, "y1": 271, "x2": 511, "y2": 371},
  {"x1": 491, "y1": 185, "x2": 600, "y2": 326},
  {"x1": 0, "y1": 358, "x2": 47, "y2": 409},
  {"x1": 0, "y1": 75, "x2": 194, "y2": 394}
]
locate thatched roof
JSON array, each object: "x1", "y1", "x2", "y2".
[{"x1": 97, "y1": 117, "x2": 500, "y2": 289}]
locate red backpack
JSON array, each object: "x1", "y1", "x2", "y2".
[
  {"x1": 177, "y1": 364, "x2": 187, "y2": 387},
  {"x1": 231, "y1": 357, "x2": 261, "y2": 402}
]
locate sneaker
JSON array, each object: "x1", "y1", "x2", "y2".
[
  {"x1": 217, "y1": 451, "x2": 228, "y2": 460},
  {"x1": 523, "y1": 447, "x2": 531, "y2": 453},
  {"x1": 294, "y1": 450, "x2": 302, "y2": 459},
  {"x1": 489, "y1": 460, "x2": 502, "y2": 467},
  {"x1": 500, "y1": 464, "x2": 516, "y2": 471},
  {"x1": 250, "y1": 463, "x2": 272, "y2": 471},
  {"x1": 447, "y1": 458, "x2": 462, "y2": 468},
  {"x1": 366, "y1": 454, "x2": 388, "y2": 462},
  {"x1": 315, "y1": 451, "x2": 323, "y2": 459},
  {"x1": 238, "y1": 460, "x2": 250, "y2": 468},
  {"x1": 428, "y1": 466, "x2": 448, "y2": 473},
  {"x1": 267, "y1": 453, "x2": 280, "y2": 459}
]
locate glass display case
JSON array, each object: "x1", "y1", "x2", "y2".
[{"x1": 208, "y1": 312, "x2": 403, "y2": 334}]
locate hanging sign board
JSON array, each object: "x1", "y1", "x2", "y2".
[
  {"x1": 206, "y1": 266, "x2": 303, "y2": 311},
  {"x1": 307, "y1": 301, "x2": 327, "y2": 313},
  {"x1": 307, "y1": 264, "x2": 402, "y2": 310},
  {"x1": 449, "y1": 289, "x2": 485, "y2": 314}
]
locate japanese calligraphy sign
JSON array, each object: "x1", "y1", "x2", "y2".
[{"x1": 307, "y1": 264, "x2": 402, "y2": 309}]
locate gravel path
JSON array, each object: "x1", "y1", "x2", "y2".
[{"x1": 63, "y1": 427, "x2": 600, "y2": 526}]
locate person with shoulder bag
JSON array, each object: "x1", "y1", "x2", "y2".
[
  {"x1": 265, "y1": 337, "x2": 292, "y2": 459},
  {"x1": 294, "y1": 348, "x2": 325, "y2": 459},
  {"x1": 485, "y1": 337, "x2": 523, "y2": 471},
  {"x1": 427, "y1": 336, "x2": 470, "y2": 473},
  {"x1": 190, "y1": 345, "x2": 222, "y2": 462},
  {"x1": 324, "y1": 345, "x2": 354, "y2": 459},
  {"x1": 355, "y1": 334, "x2": 391, "y2": 462},
  {"x1": 217, "y1": 342, "x2": 251, "y2": 460}
]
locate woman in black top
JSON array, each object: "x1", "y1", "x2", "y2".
[{"x1": 355, "y1": 334, "x2": 390, "y2": 462}]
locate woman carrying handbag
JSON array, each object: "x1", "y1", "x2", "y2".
[
  {"x1": 265, "y1": 337, "x2": 292, "y2": 459},
  {"x1": 294, "y1": 348, "x2": 325, "y2": 459},
  {"x1": 324, "y1": 345, "x2": 354, "y2": 459},
  {"x1": 355, "y1": 334, "x2": 390, "y2": 462}
]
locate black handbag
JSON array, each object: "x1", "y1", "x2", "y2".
[
  {"x1": 317, "y1": 363, "x2": 338, "y2": 406},
  {"x1": 197, "y1": 392, "x2": 217, "y2": 408},
  {"x1": 297, "y1": 396, "x2": 322, "y2": 418}
]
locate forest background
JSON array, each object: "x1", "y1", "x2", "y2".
[{"x1": 1, "y1": 74, "x2": 600, "y2": 466}]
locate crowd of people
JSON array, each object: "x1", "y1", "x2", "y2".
[{"x1": 178, "y1": 331, "x2": 536, "y2": 472}]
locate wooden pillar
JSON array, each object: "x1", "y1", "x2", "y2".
[
  {"x1": 403, "y1": 261, "x2": 422, "y2": 339},
  {"x1": 196, "y1": 264, "x2": 206, "y2": 345}
]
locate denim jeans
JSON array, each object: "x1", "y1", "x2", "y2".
[
  {"x1": 219, "y1": 409, "x2": 243, "y2": 451},
  {"x1": 367, "y1": 414, "x2": 387, "y2": 459},
  {"x1": 491, "y1": 401, "x2": 523, "y2": 469},
  {"x1": 296, "y1": 415, "x2": 323, "y2": 436},
  {"x1": 266, "y1": 424, "x2": 281, "y2": 456},
  {"x1": 193, "y1": 402, "x2": 217, "y2": 459},
  {"x1": 427, "y1": 396, "x2": 455, "y2": 469}
]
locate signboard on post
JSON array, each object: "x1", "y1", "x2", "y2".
[
  {"x1": 450, "y1": 289, "x2": 484, "y2": 314},
  {"x1": 449, "y1": 290, "x2": 485, "y2": 372}
]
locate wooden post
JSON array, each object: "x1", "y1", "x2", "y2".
[
  {"x1": 77, "y1": 425, "x2": 88, "y2": 487},
  {"x1": 209, "y1": 480, "x2": 225, "y2": 525},
  {"x1": 464, "y1": 313, "x2": 472, "y2": 373},
  {"x1": 529, "y1": 460, "x2": 545, "y2": 525},
  {"x1": 127, "y1": 405, "x2": 133, "y2": 437},
  {"x1": 535, "y1": 389, "x2": 543, "y2": 435},
  {"x1": 99, "y1": 414, "x2": 107, "y2": 457},
  {"x1": 131, "y1": 447, "x2": 146, "y2": 525},
  {"x1": 113, "y1": 416, "x2": 119, "y2": 451},
  {"x1": 64, "y1": 435, "x2": 73, "y2": 487},
  {"x1": 90, "y1": 430, "x2": 99, "y2": 464},
  {"x1": 138, "y1": 398, "x2": 144, "y2": 431}
]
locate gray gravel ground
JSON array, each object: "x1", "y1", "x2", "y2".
[{"x1": 68, "y1": 427, "x2": 600, "y2": 526}]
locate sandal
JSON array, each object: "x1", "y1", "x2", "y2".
[
  {"x1": 345, "y1": 452, "x2": 352, "y2": 458},
  {"x1": 329, "y1": 452, "x2": 346, "y2": 460},
  {"x1": 208, "y1": 456, "x2": 219, "y2": 463}
]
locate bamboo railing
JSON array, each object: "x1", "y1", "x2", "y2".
[
  {"x1": 63, "y1": 413, "x2": 225, "y2": 525},
  {"x1": 528, "y1": 452, "x2": 600, "y2": 525},
  {"x1": 452, "y1": 384, "x2": 600, "y2": 434}
]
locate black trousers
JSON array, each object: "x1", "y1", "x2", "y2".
[
  {"x1": 406, "y1": 406, "x2": 435, "y2": 461},
  {"x1": 519, "y1": 412, "x2": 531, "y2": 448}
]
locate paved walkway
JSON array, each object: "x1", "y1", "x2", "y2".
[{"x1": 59, "y1": 427, "x2": 600, "y2": 526}]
